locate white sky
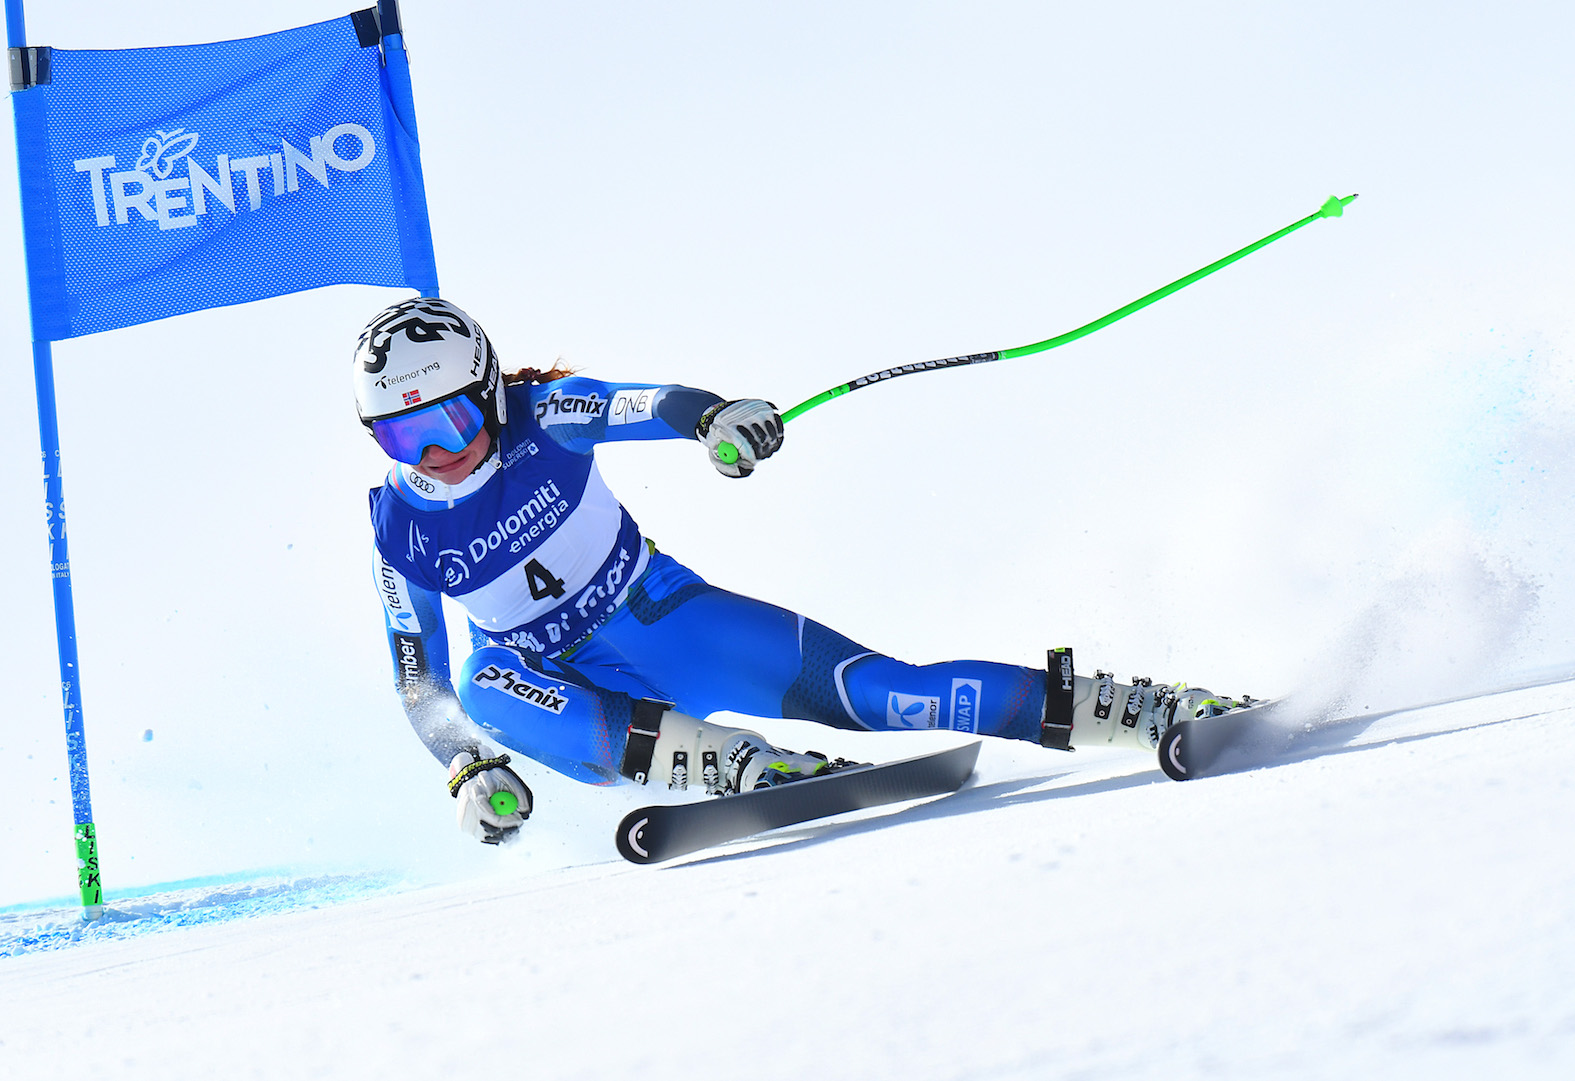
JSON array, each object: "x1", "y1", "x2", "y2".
[{"x1": 1, "y1": 1, "x2": 1571, "y2": 902}]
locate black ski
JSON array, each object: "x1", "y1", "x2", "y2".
[
  {"x1": 615, "y1": 741, "x2": 981, "y2": 864},
  {"x1": 1155, "y1": 685, "x2": 1545, "y2": 781},
  {"x1": 1158, "y1": 700, "x2": 1292, "y2": 780}
]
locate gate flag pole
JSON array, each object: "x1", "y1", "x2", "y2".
[
  {"x1": 6, "y1": 0, "x2": 104, "y2": 919},
  {"x1": 6, "y1": 0, "x2": 441, "y2": 918}
]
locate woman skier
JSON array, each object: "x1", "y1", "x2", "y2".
[{"x1": 356, "y1": 297, "x2": 1239, "y2": 843}]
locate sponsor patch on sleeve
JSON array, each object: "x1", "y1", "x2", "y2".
[
  {"x1": 609, "y1": 387, "x2": 659, "y2": 426},
  {"x1": 376, "y1": 553, "x2": 421, "y2": 634}
]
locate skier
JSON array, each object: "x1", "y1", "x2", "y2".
[{"x1": 357, "y1": 298, "x2": 1241, "y2": 843}]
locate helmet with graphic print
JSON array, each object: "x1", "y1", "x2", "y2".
[{"x1": 352, "y1": 297, "x2": 507, "y2": 465}]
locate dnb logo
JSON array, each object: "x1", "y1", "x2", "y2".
[{"x1": 73, "y1": 122, "x2": 378, "y2": 234}]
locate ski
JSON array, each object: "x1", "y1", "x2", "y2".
[
  {"x1": 1155, "y1": 677, "x2": 1567, "y2": 781},
  {"x1": 615, "y1": 741, "x2": 981, "y2": 864},
  {"x1": 1158, "y1": 699, "x2": 1292, "y2": 781}
]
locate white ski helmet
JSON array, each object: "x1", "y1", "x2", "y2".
[{"x1": 352, "y1": 297, "x2": 507, "y2": 464}]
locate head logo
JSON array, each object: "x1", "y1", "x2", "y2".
[{"x1": 134, "y1": 129, "x2": 200, "y2": 179}]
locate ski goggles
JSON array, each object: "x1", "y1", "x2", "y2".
[{"x1": 368, "y1": 394, "x2": 486, "y2": 465}]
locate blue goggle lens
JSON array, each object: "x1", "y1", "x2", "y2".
[{"x1": 369, "y1": 396, "x2": 486, "y2": 464}]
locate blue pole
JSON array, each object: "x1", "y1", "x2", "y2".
[
  {"x1": 6, "y1": 0, "x2": 104, "y2": 917},
  {"x1": 377, "y1": 0, "x2": 440, "y2": 296},
  {"x1": 33, "y1": 342, "x2": 103, "y2": 915}
]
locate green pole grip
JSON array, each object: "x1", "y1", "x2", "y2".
[{"x1": 489, "y1": 790, "x2": 520, "y2": 817}]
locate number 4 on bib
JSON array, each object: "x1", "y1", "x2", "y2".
[{"x1": 524, "y1": 559, "x2": 566, "y2": 600}]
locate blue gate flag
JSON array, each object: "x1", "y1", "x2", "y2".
[{"x1": 11, "y1": 10, "x2": 439, "y2": 341}]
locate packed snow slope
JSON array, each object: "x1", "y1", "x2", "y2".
[{"x1": 4, "y1": 679, "x2": 1574, "y2": 1081}]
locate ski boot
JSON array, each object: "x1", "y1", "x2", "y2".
[
  {"x1": 1040, "y1": 647, "x2": 1250, "y2": 752},
  {"x1": 619, "y1": 701, "x2": 847, "y2": 795},
  {"x1": 722, "y1": 734, "x2": 840, "y2": 792}
]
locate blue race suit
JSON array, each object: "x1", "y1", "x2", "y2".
[{"x1": 371, "y1": 377, "x2": 1048, "y2": 784}]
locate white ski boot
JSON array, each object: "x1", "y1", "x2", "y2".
[
  {"x1": 1041, "y1": 648, "x2": 1248, "y2": 752},
  {"x1": 619, "y1": 701, "x2": 843, "y2": 794}
]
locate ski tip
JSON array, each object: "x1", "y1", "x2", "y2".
[
  {"x1": 1318, "y1": 193, "x2": 1359, "y2": 219},
  {"x1": 1158, "y1": 721, "x2": 1193, "y2": 781},
  {"x1": 616, "y1": 811, "x2": 657, "y2": 864}
]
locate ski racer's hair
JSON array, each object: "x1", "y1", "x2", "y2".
[{"x1": 504, "y1": 364, "x2": 576, "y2": 386}]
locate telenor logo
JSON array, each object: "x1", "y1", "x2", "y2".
[{"x1": 887, "y1": 692, "x2": 940, "y2": 730}]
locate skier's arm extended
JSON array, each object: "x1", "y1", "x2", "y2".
[
  {"x1": 531, "y1": 377, "x2": 782, "y2": 476},
  {"x1": 372, "y1": 546, "x2": 477, "y2": 766},
  {"x1": 530, "y1": 377, "x2": 722, "y2": 452}
]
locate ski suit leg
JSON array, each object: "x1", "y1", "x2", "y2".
[
  {"x1": 456, "y1": 646, "x2": 641, "y2": 785},
  {"x1": 568, "y1": 553, "x2": 1047, "y2": 740}
]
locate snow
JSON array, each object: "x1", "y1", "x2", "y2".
[
  {"x1": 5, "y1": 680, "x2": 1575, "y2": 1079},
  {"x1": 2, "y1": 0, "x2": 1574, "y2": 1077}
]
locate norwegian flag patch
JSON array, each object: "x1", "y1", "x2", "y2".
[{"x1": 402, "y1": 389, "x2": 422, "y2": 407}]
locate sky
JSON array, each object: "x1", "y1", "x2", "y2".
[{"x1": 1, "y1": 1, "x2": 1572, "y2": 904}]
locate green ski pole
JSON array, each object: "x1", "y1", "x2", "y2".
[{"x1": 713, "y1": 194, "x2": 1357, "y2": 466}]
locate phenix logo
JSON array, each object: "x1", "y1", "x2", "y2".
[
  {"x1": 73, "y1": 122, "x2": 377, "y2": 232},
  {"x1": 471, "y1": 665, "x2": 570, "y2": 714},
  {"x1": 535, "y1": 390, "x2": 607, "y2": 425}
]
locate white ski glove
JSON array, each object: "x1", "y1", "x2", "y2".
[
  {"x1": 448, "y1": 747, "x2": 533, "y2": 845},
  {"x1": 695, "y1": 399, "x2": 784, "y2": 478}
]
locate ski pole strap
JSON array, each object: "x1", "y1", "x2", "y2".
[
  {"x1": 1041, "y1": 648, "x2": 1075, "y2": 751},
  {"x1": 619, "y1": 699, "x2": 675, "y2": 785},
  {"x1": 448, "y1": 752, "x2": 513, "y2": 797}
]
